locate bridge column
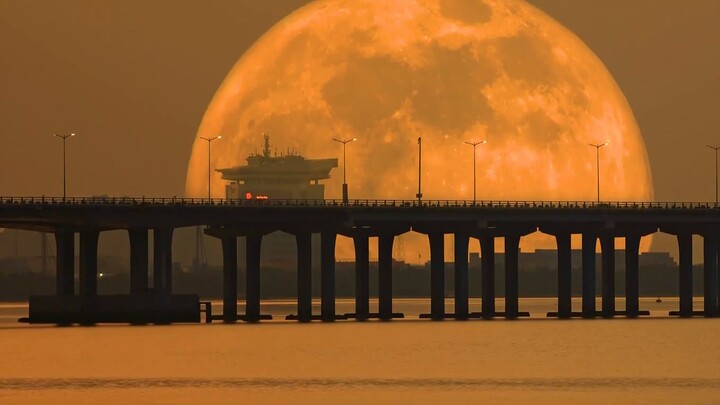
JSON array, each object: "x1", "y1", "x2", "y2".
[
  {"x1": 153, "y1": 228, "x2": 174, "y2": 294},
  {"x1": 353, "y1": 234, "x2": 370, "y2": 321},
  {"x1": 703, "y1": 235, "x2": 718, "y2": 317},
  {"x1": 625, "y1": 234, "x2": 641, "y2": 318},
  {"x1": 454, "y1": 233, "x2": 469, "y2": 320},
  {"x1": 428, "y1": 232, "x2": 445, "y2": 320},
  {"x1": 221, "y1": 236, "x2": 238, "y2": 323},
  {"x1": 600, "y1": 233, "x2": 615, "y2": 318},
  {"x1": 556, "y1": 232, "x2": 572, "y2": 318},
  {"x1": 378, "y1": 233, "x2": 394, "y2": 320},
  {"x1": 296, "y1": 231, "x2": 313, "y2": 322},
  {"x1": 321, "y1": 231, "x2": 337, "y2": 322},
  {"x1": 79, "y1": 229, "x2": 99, "y2": 297},
  {"x1": 504, "y1": 233, "x2": 521, "y2": 319},
  {"x1": 581, "y1": 232, "x2": 596, "y2": 318},
  {"x1": 478, "y1": 234, "x2": 495, "y2": 319},
  {"x1": 245, "y1": 233, "x2": 262, "y2": 322},
  {"x1": 55, "y1": 231, "x2": 75, "y2": 296},
  {"x1": 129, "y1": 228, "x2": 149, "y2": 294},
  {"x1": 677, "y1": 232, "x2": 693, "y2": 317}
]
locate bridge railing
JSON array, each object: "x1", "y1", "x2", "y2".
[{"x1": 1, "y1": 196, "x2": 718, "y2": 210}]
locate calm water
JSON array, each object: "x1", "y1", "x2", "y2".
[{"x1": 1, "y1": 298, "x2": 719, "y2": 405}]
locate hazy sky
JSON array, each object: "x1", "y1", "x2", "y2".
[
  {"x1": 1, "y1": 0, "x2": 718, "y2": 200},
  {"x1": 0, "y1": 0, "x2": 718, "y2": 260}
]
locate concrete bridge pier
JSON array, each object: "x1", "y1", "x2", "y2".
[
  {"x1": 677, "y1": 232, "x2": 694, "y2": 317},
  {"x1": 55, "y1": 230, "x2": 75, "y2": 296},
  {"x1": 600, "y1": 233, "x2": 615, "y2": 318},
  {"x1": 556, "y1": 232, "x2": 572, "y2": 319},
  {"x1": 504, "y1": 233, "x2": 521, "y2": 319},
  {"x1": 378, "y1": 233, "x2": 394, "y2": 320},
  {"x1": 702, "y1": 234, "x2": 718, "y2": 317},
  {"x1": 454, "y1": 233, "x2": 469, "y2": 320},
  {"x1": 295, "y1": 231, "x2": 313, "y2": 322},
  {"x1": 428, "y1": 232, "x2": 445, "y2": 320},
  {"x1": 129, "y1": 228, "x2": 149, "y2": 294},
  {"x1": 625, "y1": 234, "x2": 642, "y2": 318},
  {"x1": 79, "y1": 229, "x2": 99, "y2": 298},
  {"x1": 320, "y1": 231, "x2": 337, "y2": 322},
  {"x1": 478, "y1": 233, "x2": 496, "y2": 319},
  {"x1": 581, "y1": 232, "x2": 597, "y2": 318},
  {"x1": 244, "y1": 232, "x2": 263, "y2": 322},
  {"x1": 221, "y1": 236, "x2": 238, "y2": 323},
  {"x1": 352, "y1": 233, "x2": 370, "y2": 321},
  {"x1": 153, "y1": 228, "x2": 174, "y2": 294}
]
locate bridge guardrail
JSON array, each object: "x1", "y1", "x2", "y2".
[{"x1": 0, "y1": 197, "x2": 718, "y2": 210}]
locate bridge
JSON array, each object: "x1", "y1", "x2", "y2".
[{"x1": 1, "y1": 197, "x2": 718, "y2": 324}]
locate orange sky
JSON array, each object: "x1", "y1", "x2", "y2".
[{"x1": 0, "y1": 0, "x2": 718, "y2": 261}]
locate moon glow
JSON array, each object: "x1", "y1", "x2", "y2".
[{"x1": 186, "y1": 0, "x2": 654, "y2": 261}]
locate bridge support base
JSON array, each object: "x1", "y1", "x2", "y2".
[{"x1": 353, "y1": 233, "x2": 370, "y2": 321}]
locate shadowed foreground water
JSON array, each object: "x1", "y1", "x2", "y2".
[{"x1": 1, "y1": 298, "x2": 718, "y2": 404}]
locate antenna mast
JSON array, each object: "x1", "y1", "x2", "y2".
[{"x1": 263, "y1": 132, "x2": 271, "y2": 157}]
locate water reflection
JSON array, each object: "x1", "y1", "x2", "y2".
[{"x1": 2, "y1": 377, "x2": 719, "y2": 390}]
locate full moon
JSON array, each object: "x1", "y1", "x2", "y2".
[{"x1": 186, "y1": 0, "x2": 654, "y2": 261}]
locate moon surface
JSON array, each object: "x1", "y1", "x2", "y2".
[{"x1": 186, "y1": 0, "x2": 654, "y2": 261}]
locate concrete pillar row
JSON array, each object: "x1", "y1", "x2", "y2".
[
  {"x1": 79, "y1": 229, "x2": 100, "y2": 297},
  {"x1": 428, "y1": 232, "x2": 445, "y2": 320},
  {"x1": 454, "y1": 233, "x2": 470, "y2": 320},
  {"x1": 599, "y1": 233, "x2": 616, "y2": 318},
  {"x1": 153, "y1": 228, "x2": 174, "y2": 294},
  {"x1": 581, "y1": 232, "x2": 597, "y2": 318},
  {"x1": 352, "y1": 234, "x2": 370, "y2": 321},
  {"x1": 128, "y1": 228, "x2": 149, "y2": 294},
  {"x1": 221, "y1": 236, "x2": 238, "y2": 323},
  {"x1": 320, "y1": 231, "x2": 337, "y2": 322},
  {"x1": 245, "y1": 233, "x2": 262, "y2": 322},
  {"x1": 478, "y1": 234, "x2": 496, "y2": 319},
  {"x1": 555, "y1": 232, "x2": 572, "y2": 318},
  {"x1": 504, "y1": 233, "x2": 521, "y2": 319},
  {"x1": 702, "y1": 234, "x2": 718, "y2": 317},
  {"x1": 676, "y1": 232, "x2": 694, "y2": 317},
  {"x1": 625, "y1": 234, "x2": 642, "y2": 318},
  {"x1": 378, "y1": 233, "x2": 394, "y2": 320},
  {"x1": 295, "y1": 231, "x2": 313, "y2": 322},
  {"x1": 54, "y1": 230, "x2": 75, "y2": 296}
]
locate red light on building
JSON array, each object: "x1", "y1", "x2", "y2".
[{"x1": 245, "y1": 192, "x2": 252, "y2": 200}]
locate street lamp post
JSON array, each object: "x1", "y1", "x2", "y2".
[
  {"x1": 588, "y1": 142, "x2": 609, "y2": 203},
  {"x1": 54, "y1": 133, "x2": 75, "y2": 200},
  {"x1": 332, "y1": 137, "x2": 357, "y2": 204},
  {"x1": 708, "y1": 145, "x2": 720, "y2": 205},
  {"x1": 464, "y1": 140, "x2": 487, "y2": 203},
  {"x1": 199, "y1": 136, "x2": 222, "y2": 201},
  {"x1": 416, "y1": 136, "x2": 423, "y2": 204}
]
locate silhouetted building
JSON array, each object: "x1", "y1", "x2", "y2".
[
  {"x1": 469, "y1": 248, "x2": 676, "y2": 272},
  {"x1": 217, "y1": 133, "x2": 337, "y2": 200}
]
